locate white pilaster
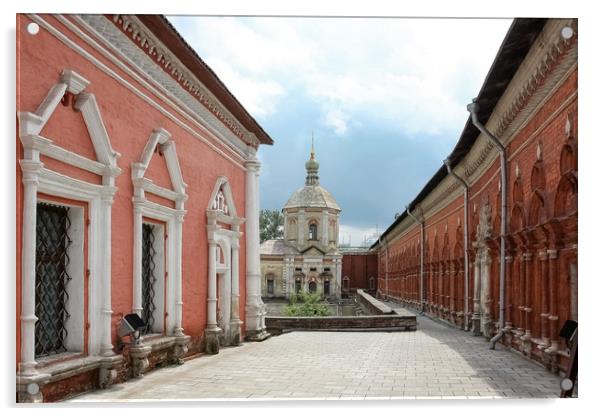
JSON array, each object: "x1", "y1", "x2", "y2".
[
  {"x1": 231, "y1": 239, "x2": 240, "y2": 320},
  {"x1": 100, "y1": 189, "x2": 115, "y2": 356},
  {"x1": 207, "y1": 240, "x2": 218, "y2": 328},
  {"x1": 19, "y1": 159, "x2": 43, "y2": 376},
  {"x1": 132, "y1": 203, "x2": 143, "y2": 317},
  {"x1": 174, "y1": 210, "x2": 184, "y2": 336},
  {"x1": 244, "y1": 157, "x2": 268, "y2": 339}
]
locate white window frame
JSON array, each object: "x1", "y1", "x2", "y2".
[
  {"x1": 132, "y1": 128, "x2": 187, "y2": 338},
  {"x1": 18, "y1": 69, "x2": 121, "y2": 376}
]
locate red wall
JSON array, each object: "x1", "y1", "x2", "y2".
[
  {"x1": 342, "y1": 253, "x2": 378, "y2": 292},
  {"x1": 16, "y1": 14, "x2": 251, "y2": 366}
]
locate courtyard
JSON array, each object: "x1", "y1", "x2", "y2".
[{"x1": 69, "y1": 316, "x2": 561, "y2": 401}]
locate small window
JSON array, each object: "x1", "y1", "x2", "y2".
[
  {"x1": 324, "y1": 267, "x2": 330, "y2": 272},
  {"x1": 310, "y1": 267, "x2": 317, "y2": 272},
  {"x1": 369, "y1": 276, "x2": 375, "y2": 291},
  {"x1": 295, "y1": 267, "x2": 302, "y2": 272},
  {"x1": 267, "y1": 279, "x2": 274, "y2": 294},
  {"x1": 309, "y1": 223, "x2": 317, "y2": 240}
]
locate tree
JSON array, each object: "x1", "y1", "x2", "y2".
[{"x1": 260, "y1": 209, "x2": 284, "y2": 243}]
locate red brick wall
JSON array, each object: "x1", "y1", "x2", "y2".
[{"x1": 376, "y1": 62, "x2": 577, "y2": 373}]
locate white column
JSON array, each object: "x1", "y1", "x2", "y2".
[
  {"x1": 19, "y1": 160, "x2": 43, "y2": 376},
  {"x1": 174, "y1": 212, "x2": 184, "y2": 336},
  {"x1": 100, "y1": 190, "x2": 115, "y2": 356},
  {"x1": 132, "y1": 204, "x2": 143, "y2": 317},
  {"x1": 231, "y1": 239, "x2": 240, "y2": 320},
  {"x1": 244, "y1": 157, "x2": 267, "y2": 337},
  {"x1": 207, "y1": 240, "x2": 218, "y2": 328},
  {"x1": 321, "y1": 210, "x2": 328, "y2": 246}
]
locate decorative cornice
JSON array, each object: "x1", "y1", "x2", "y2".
[{"x1": 110, "y1": 15, "x2": 253, "y2": 146}]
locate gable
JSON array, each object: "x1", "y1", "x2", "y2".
[
  {"x1": 132, "y1": 128, "x2": 187, "y2": 203},
  {"x1": 301, "y1": 245, "x2": 326, "y2": 256},
  {"x1": 18, "y1": 69, "x2": 121, "y2": 181}
]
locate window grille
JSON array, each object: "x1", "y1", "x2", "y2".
[
  {"x1": 35, "y1": 202, "x2": 72, "y2": 358},
  {"x1": 141, "y1": 223, "x2": 158, "y2": 334}
]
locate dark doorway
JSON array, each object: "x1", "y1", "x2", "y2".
[
  {"x1": 324, "y1": 280, "x2": 330, "y2": 295},
  {"x1": 309, "y1": 281, "x2": 317, "y2": 293}
]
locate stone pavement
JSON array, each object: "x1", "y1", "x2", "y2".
[{"x1": 69, "y1": 316, "x2": 561, "y2": 402}]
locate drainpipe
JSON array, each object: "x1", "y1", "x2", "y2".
[
  {"x1": 384, "y1": 236, "x2": 389, "y2": 300},
  {"x1": 444, "y1": 158, "x2": 470, "y2": 331},
  {"x1": 467, "y1": 98, "x2": 507, "y2": 350},
  {"x1": 406, "y1": 206, "x2": 425, "y2": 313}
]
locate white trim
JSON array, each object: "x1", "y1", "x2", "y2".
[
  {"x1": 132, "y1": 128, "x2": 187, "y2": 338},
  {"x1": 18, "y1": 70, "x2": 121, "y2": 377}
]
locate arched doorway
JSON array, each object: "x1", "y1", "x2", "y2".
[{"x1": 309, "y1": 281, "x2": 317, "y2": 293}]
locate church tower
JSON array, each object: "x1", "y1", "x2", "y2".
[{"x1": 260, "y1": 137, "x2": 343, "y2": 299}]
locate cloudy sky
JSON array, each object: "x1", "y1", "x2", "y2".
[{"x1": 168, "y1": 16, "x2": 512, "y2": 245}]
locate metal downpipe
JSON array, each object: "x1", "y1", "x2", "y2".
[
  {"x1": 406, "y1": 206, "x2": 425, "y2": 314},
  {"x1": 444, "y1": 158, "x2": 470, "y2": 331},
  {"x1": 467, "y1": 99, "x2": 507, "y2": 350}
]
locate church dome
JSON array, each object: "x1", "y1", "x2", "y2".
[
  {"x1": 284, "y1": 184, "x2": 340, "y2": 211},
  {"x1": 283, "y1": 139, "x2": 340, "y2": 211}
]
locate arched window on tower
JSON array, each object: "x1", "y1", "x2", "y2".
[{"x1": 308, "y1": 223, "x2": 318, "y2": 240}]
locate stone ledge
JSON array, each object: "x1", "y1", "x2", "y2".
[
  {"x1": 357, "y1": 289, "x2": 394, "y2": 315},
  {"x1": 265, "y1": 314, "x2": 417, "y2": 335}
]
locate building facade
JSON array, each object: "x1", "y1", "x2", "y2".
[
  {"x1": 260, "y1": 144, "x2": 343, "y2": 299},
  {"x1": 16, "y1": 14, "x2": 273, "y2": 402},
  {"x1": 372, "y1": 18, "x2": 577, "y2": 375}
]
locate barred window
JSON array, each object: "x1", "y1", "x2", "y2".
[
  {"x1": 35, "y1": 202, "x2": 72, "y2": 358},
  {"x1": 141, "y1": 223, "x2": 158, "y2": 335}
]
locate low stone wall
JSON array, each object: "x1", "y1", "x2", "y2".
[
  {"x1": 265, "y1": 314, "x2": 417, "y2": 335},
  {"x1": 356, "y1": 289, "x2": 393, "y2": 315}
]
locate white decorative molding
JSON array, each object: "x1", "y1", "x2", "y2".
[
  {"x1": 131, "y1": 128, "x2": 187, "y2": 338},
  {"x1": 69, "y1": 14, "x2": 257, "y2": 157},
  {"x1": 207, "y1": 175, "x2": 239, "y2": 219},
  {"x1": 17, "y1": 70, "x2": 121, "y2": 384},
  {"x1": 206, "y1": 176, "x2": 245, "y2": 352},
  {"x1": 28, "y1": 14, "x2": 248, "y2": 170}
]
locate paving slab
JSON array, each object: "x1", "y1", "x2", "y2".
[{"x1": 68, "y1": 315, "x2": 562, "y2": 402}]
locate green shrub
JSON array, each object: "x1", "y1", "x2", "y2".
[{"x1": 285, "y1": 290, "x2": 330, "y2": 316}]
